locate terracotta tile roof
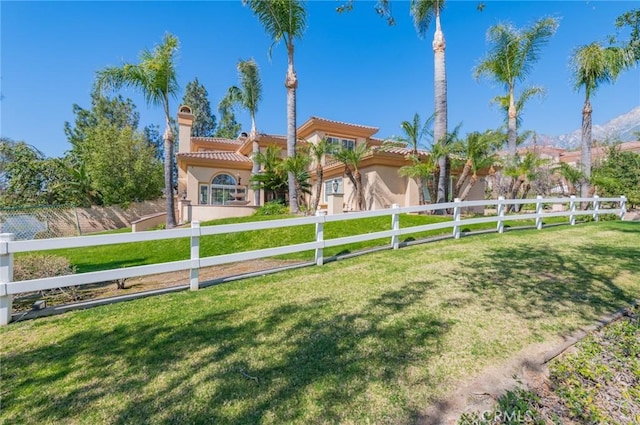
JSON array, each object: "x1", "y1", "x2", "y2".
[
  {"x1": 372, "y1": 146, "x2": 430, "y2": 157},
  {"x1": 177, "y1": 151, "x2": 252, "y2": 162},
  {"x1": 308, "y1": 116, "x2": 378, "y2": 131},
  {"x1": 191, "y1": 137, "x2": 245, "y2": 146}
]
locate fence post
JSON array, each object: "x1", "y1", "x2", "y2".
[
  {"x1": 315, "y1": 210, "x2": 326, "y2": 265},
  {"x1": 535, "y1": 195, "x2": 544, "y2": 230},
  {"x1": 453, "y1": 198, "x2": 462, "y2": 239},
  {"x1": 190, "y1": 221, "x2": 200, "y2": 291},
  {"x1": 0, "y1": 233, "x2": 15, "y2": 326},
  {"x1": 620, "y1": 195, "x2": 627, "y2": 220},
  {"x1": 497, "y1": 196, "x2": 505, "y2": 234},
  {"x1": 569, "y1": 195, "x2": 576, "y2": 226},
  {"x1": 391, "y1": 203, "x2": 400, "y2": 249},
  {"x1": 592, "y1": 195, "x2": 600, "y2": 222}
]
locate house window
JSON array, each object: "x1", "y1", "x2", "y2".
[
  {"x1": 324, "y1": 178, "x2": 343, "y2": 202},
  {"x1": 199, "y1": 185, "x2": 209, "y2": 204},
  {"x1": 326, "y1": 136, "x2": 355, "y2": 151},
  {"x1": 210, "y1": 173, "x2": 241, "y2": 206}
]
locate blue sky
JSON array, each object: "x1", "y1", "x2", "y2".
[{"x1": 1, "y1": 1, "x2": 639, "y2": 158}]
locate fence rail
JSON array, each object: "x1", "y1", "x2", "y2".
[{"x1": 0, "y1": 195, "x2": 626, "y2": 325}]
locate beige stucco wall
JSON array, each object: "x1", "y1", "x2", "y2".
[
  {"x1": 362, "y1": 165, "x2": 408, "y2": 210},
  {"x1": 458, "y1": 177, "x2": 487, "y2": 214},
  {"x1": 190, "y1": 205, "x2": 257, "y2": 222}
]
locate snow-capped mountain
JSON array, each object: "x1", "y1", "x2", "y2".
[{"x1": 538, "y1": 106, "x2": 640, "y2": 149}]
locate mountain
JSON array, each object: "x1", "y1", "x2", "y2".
[{"x1": 537, "y1": 106, "x2": 640, "y2": 149}]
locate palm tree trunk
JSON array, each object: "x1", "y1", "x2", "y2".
[
  {"x1": 354, "y1": 170, "x2": 364, "y2": 210},
  {"x1": 313, "y1": 163, "x2": 323, "y2": 213},
  {"x1": 163, "y1": 121, "x2": 176, "y2": 229},
  {"x1": 433, "y1": 9, "x2": 448, "y2": 209},
  {"x1": 252, "y1": 139, "x2": 260, "y2": 206},
  {"x1": 580, "y1": 97, "x2": 592, "y2": 199},
  {"x1": 507, "y1": 85, "x2": 518, "y2": 156},
  {"x1": 458, "y1": 173, "x2": 478, "y2": 201},
  {"x1": 286, "y1": 42, "x2": 299, "y2": 213},
  {"x1": 454, "y1": 159, "x2": 472, "y2": 198}
]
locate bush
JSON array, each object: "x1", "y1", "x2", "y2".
[
  {"x1": 253, "y1": 201, "x2": 288, "y2": 216},
  {"x1": 13, "y1": 254, "x2": 76, "y2": 281}
]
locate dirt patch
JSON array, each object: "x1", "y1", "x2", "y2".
[
  {"x1": 421, "y1": 304, "x2": 639, "y2": 424},
  {"x1": 13, "y1": 258, "x2": 306, "y2": 312}
]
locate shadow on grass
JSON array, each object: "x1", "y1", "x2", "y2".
[
  {"x1": 2, "y1": 280, "x2": 450, "y2": 424},
  {"x1": 453, "y1": 234, "x2": 639, "y2": 325}
]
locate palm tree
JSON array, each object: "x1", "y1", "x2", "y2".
[
  {"x1": 223, "y1": 58, "x2": 263, "y2": 206},
  {"x1": 95, "y1": 33, "x2": 180, "y2": 228},
  {"x1": 395, "y1": 112, "x2": 433, "y2": 204},
  {"x1": 251, "y1": 145, "x2": 288, "y2": 204},
  {"x1": 399, "y1": 156, "x2": 436, "y2": 205},
  {"x1": 306, "y1": 138, "x2": 333, "y2": 213},
  {"x1": 333, "y1": 143, "x2": 371, "y2": 211},
  {"x1": 452, "y1": 130, "x2": 502, "y2": 201},
  {"x1": 410, "y1": 0, "x2": 448, "y2": 204},
  {"x1": 491, "y1": 86, "x2": 545, "y2": 129},
  {"x1": 244, "y1": 0, "x2": 307, "y2": 213},
  {"x1": 570, "y1": 42, "x2": 626, "y2": 198},
  {"x1": 504, "y1": 151, "x2": 546, "y2": 210},
  {"x1": 398, "y1": 112, "x2": 433, "y2": 154},
  {"x1": 282, "y1": 150, "x2": 312, "y2": 211},
  {"x1": 554, "y1": 162, "x2": 583, "y2": 196},
  {"x1": 474, "y1": 18, "x2": 558, "y2": 157}
]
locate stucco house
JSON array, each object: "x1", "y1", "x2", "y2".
[{"x1": 175, "y1": 105, "x2": 486, "y2": 223}]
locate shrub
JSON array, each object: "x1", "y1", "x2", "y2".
[
  {"x1": 253, "y1": 200, "x2": 288, "y2": 216},
  {"x1": 13, "y1": 254, "x2": 76, "y2": 281}
]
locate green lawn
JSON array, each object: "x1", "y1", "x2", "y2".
[
  {"x1": 35, "y1": 213, "x2": 571, "y2": 273},
  {"x1": 2, "y1": 221, "x2": 639, "y2": 424}
]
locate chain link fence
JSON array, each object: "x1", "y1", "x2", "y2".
[{"x1": 0, "y1": 199, "x2": 166, "y2": 240}]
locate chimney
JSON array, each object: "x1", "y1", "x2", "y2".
[{"x1": 177, "y1": 105, "x2": 194, "y2": 154}]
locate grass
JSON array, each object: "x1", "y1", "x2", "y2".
[
  {"x1": 2, "y1": 221, "x2": 639, "y2": 424},
  {"x1": 28, "y1": 212, "x2": 570, "y2": 274}
]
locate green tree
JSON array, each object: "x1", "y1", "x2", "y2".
[
  {"x1": 245, "y1": 0, "x2": 307, "y2": 213},
  {"x1": 592, "y1": 145, "x2": 640, "y2": 207},
  {"x1": 182, "y1": 78, "x2": 217, "y2": 137},
  {"x1": 570, "y1": 43, "x2": 627, "y2": 198},
  {"x1": 474, "y1": 18, "x2": 559, "y2": 157},
  {"x1": 0, "y1": 139, "x2": 49, "y2": 206},
  {"x1": 554, "y1": 162, "x2": 583, "y2": 197},
  {"x1": 215, "y1": 96, "x2": 242, "y2": 139},
  {"x1": 490, "y1": 86, "x2": 545, "y2": 129},
  {"x1": 95, "y1": 33, "x2": 180, "y2": 228},
  {"x1": 399, "y1": 156, "x2": 436, "y2": 205},
  {"x1": 64, "y1": 91, "x2": 140, "y2": 161},
  {"x1": 83, "y1": 123, "x2": 164, "y2": 206},
  {"x1": 333, "y1": 142, "x2": 371, "y2": 211},
  {"x1": 223, "y1": 58, "x2": 263, "y2": 206}
]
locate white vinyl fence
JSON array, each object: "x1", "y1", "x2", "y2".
[{"x1": 0, "y1": 195, "x2": 626, "y2": 325}]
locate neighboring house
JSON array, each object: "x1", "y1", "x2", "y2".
[
  {"x1": 558, "y1": 141, "x2": 640, "y2": 167},
  {"x1": 175, "y1": 105, "x2": 486, "y2": 223}
]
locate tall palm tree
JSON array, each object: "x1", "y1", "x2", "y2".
[
  {"x1": 95, "y1": 33, "x2": 180, "y2": 228},
  {"x1": 570, "y1": 42, "x2": 626, "y2": 198},
  {"x1": 410, "y1": 0, "x2": 448, "y2": 204},
  {"x1": 244, "y1": 0, "x2": 307, "y2": 213},
  {"x1": 307, "y1": 138, "x2": 333, "y2": 213},
  {"x1": 223, "y1": 58, "x2": 263, "y2": 206},
  {"x1": 491, "y1": 86, "x2": 545, "y2": 129},
  {"x1": 474, "y1": 18, "x2": 558, "y2": 157},
  {"x1": 333, "y1": 143, "x2": 371, "y2": 211}
]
